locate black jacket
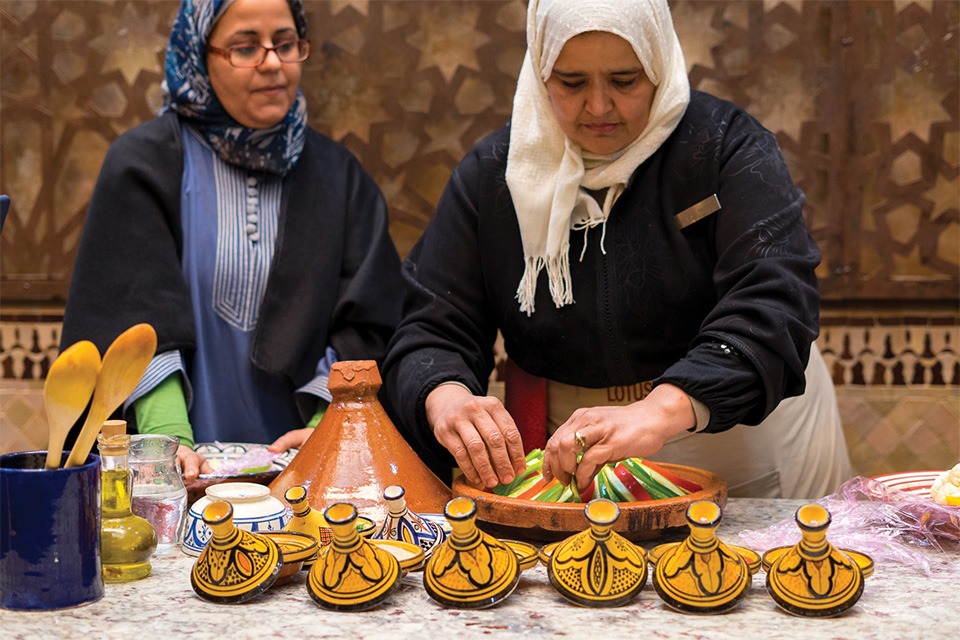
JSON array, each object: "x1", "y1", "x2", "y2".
[{"x1": 381, "y1": 91, "x2": 821, "y2": 476}]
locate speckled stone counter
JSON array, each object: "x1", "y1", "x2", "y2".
[{"x1": 2, "y1": 498, "x2": 957, "y2": 640}]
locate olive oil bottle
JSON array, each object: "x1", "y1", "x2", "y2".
[{"x1": 98, "y1": 420, "x2": 157, "y2": 582}]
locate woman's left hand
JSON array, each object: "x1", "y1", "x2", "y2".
[
  {"x1": 542, "y1": 383, "x2": 696, "y2": 489},
  {"x1": 268, "y1": 428, "x2": 313, "y2": 453}
]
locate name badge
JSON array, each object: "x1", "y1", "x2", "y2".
[{"x1": 675, "y1": 194, "x2": 721, "y2": 229}]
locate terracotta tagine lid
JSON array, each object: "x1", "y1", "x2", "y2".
[{"x1": 269, "y1": 361, "x2": 450, "y2": 522}]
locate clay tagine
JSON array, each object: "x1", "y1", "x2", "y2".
[
  {"x1": 269, "y1": 361, "x2": 450, "y2": 523},
  {"x1": 547, "y1": 499, "x2": 647, "y2": 607},
  {"x1": 651, "y1": 500, "x2": 752, "y2": 614},
  {"x1": 764, "y1": 504, "x2": 867, "y2": 617}
]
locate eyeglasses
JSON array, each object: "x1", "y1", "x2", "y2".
[{"x1": 206, "y1": 39, "x2": 310, "y2": 68}]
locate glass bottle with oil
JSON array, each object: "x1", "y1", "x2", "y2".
[{"x1": 97, "y1": 420, "x2": 157, "y2": 582}]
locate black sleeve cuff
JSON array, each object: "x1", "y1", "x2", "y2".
[{"x1": 654, "y1": 340, "x2": 764, "y2": 433}]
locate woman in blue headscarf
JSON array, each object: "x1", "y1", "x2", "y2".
[{"x1": 61, "y1": 0, "x2": 402, "y2": 478}]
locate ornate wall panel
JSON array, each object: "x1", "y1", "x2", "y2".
[
  {"x1": 672, "y1": 0, "x2": 959, "y2": 299},
  {"x1": 0, "y1": 0, "x2": 527, "y2": 302},
  {"x1": 833, "y1": 0, "x2": 959, "y2": 299},
  {"x1": 1, "y1": 0, "x2": 957, "y2": 303}
]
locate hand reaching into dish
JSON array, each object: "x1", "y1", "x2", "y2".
[
  {"x1": 425, "y1": 383, "x2": 527, "y2": 488},
  {"x1": 177, "y1": 429, "x2": 309, "y2": 482},
  {"x1": 177, "y1": 444, "x2": 213, "y2": 481},
  {"x1": 542, "y1": 383, "x2": 697, "y2": 490},
  {"x1": 268, "y1": 428, "x2": 313, "y2": 453}
]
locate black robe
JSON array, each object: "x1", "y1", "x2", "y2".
[{"x1": 61, "y1": 111, "x2": 402, "y2": 438}]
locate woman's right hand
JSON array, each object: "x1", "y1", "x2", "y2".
[
  {"x1": 177, "y1": 444, "x2": 212, "y2": 481},
  {"x1": 268, "y1": 428, "x2": 313, "y2": 453},
  {"x1": 425, "y1": 383, "x2": 527, "y2": 489}
]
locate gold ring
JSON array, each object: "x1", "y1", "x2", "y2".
[{"x1": 574, "y1": 431, "x2": 586, "y2": 452}]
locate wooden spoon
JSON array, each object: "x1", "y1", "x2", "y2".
[
  {"x1": 64, "y1": 323, "x2": 158, "y2": 468},
  {"x1": 43, "y1": 341, "x2": 101, "y2": 469}
]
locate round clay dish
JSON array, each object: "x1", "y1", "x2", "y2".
[
  {"x1": 503, "y1": 539, "x2": 540, "y2": 572},
  {"x1": 261, "y1": 530, "x2": 319, "y2": 585},
  {"x1": 369, "y1": 539, "x2": 426, "y2": 573},
  {"x1": 451, "y1": 462, "x2": 726, "y2": 542}
]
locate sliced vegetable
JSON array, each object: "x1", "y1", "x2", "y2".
[
  {"x1": 516, "y1": 477, "x2": 551, "y2": 500},
  {"x1": 240, "y1": 463, "x2": 272, "y2": 474},
  {"x1": 595, "y1": 469, "x2": 614, "y2": 500},
  {"x1": 621, "y1": 458, "x2": 680, "y2": 500},
  {"x1": 613, "y1": 463, "x2": 653, "y2": 501},
  {"x1": 535, "y1": 478, "x2": 567, "y2": 502},
  {"x1": 601, "y1": 466, "x2": 631, "y2": 502},
  {"x1": 492, "y1": 449, "x2": 544, "y2": 496},
  {"x1": 555, "y1": 483, "x2": 577, "y2": 503},
  {"x1": 579, "y1": 479, "x2": 595, "y2": 503},
  {"x1": 641, "y1": 460, "x2": 703, "y2": 493},
  {"x1": 491, "y1": 449, "x2": 693, "y2": 504},
  {"x1": 637, "y1": 462, "x2": 687, "y2": 496}
]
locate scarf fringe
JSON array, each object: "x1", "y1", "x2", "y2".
[
  {"x1": 546, "y1": 248, "x2": 573, "y2": 308},
  {"x1": 516, "y1": 255, "x2": 543, "y2": 316},
  {"x1": 516, "y1": 249, "x2": 574, "y2": 316}
]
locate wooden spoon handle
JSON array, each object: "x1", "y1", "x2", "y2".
[{"x1": 64, "y1": 404, "x2": 112, "y2": 469}]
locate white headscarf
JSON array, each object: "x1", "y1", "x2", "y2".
[{"x1": 506, "y1": 0, "x2": 690, "y2": 315}]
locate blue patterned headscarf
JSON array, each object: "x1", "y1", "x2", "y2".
[{"x1": 161, "y1": 0, "x2": 308, "y2": 176}]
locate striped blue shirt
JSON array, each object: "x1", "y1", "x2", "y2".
[{"x1": 127, "y1": 124, "x2": 334, "y2": 444}]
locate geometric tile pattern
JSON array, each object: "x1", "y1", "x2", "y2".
[
  {"x1": 2, "y1": 0, "x2": 956, "y2": 302},
  {"x1": 0, "y1": 379, "x2": 47, "y2": 455},
  {"x1": 820, "y1": 319, "x2": 960, "y2": 386},
  {"x1": 0, "y1": 320, "x2": 60, "y2": 381},
  {"x1": 838, "y1": 386, "x2": 959, "y2": 477},
  {"x1": 3, "y1": 316, "x2": 957, "y2": 388}
]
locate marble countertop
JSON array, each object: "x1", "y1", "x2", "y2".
[{"x1": 2, "y1": 498, "x2": 957, "y2": 640}]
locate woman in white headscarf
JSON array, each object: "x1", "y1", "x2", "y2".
[{"x1": 381, "y1": 0, "x2": 851, "y2": 499}]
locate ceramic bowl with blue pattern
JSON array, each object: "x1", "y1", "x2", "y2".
[{"x1": 181, "y1": 482, "x2": 290, "y2": 556}]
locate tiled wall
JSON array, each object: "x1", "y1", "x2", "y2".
[
  {"x1": 818, "y1": 312, "x2": 959, "y2": 475},
  {"x1": 2, "y1": 313, "x2": 957, "y2": 477}
]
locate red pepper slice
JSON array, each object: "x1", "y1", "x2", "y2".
[
  {"x1": 642, "y1": 460, "x2": 702, "y2": 493},
  {"x1": 613, "y1": 464, "x2": 653, "y2": 501},
  {"x1": 579, "y1": 479, "x2": 595, "y2": 503}
]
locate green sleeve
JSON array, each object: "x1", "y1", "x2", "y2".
[
  {"x1": 306, "y1": 399, "x2": 329, "y2": 428},
  {"x1": 133, "y1": 374, "x2": 194, "y2": 448}
]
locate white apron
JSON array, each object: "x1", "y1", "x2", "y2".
[{"x1": 546, "y1": 344, "x2": 852, "y2": 499}]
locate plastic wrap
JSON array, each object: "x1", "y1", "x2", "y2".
[
  {"x1": 203, "y1": 444, "x2": 279, "y2": 476},
  {"x1": 738, "y1": 476, "x2": 960, "y2": 577}
]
